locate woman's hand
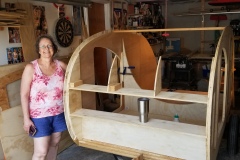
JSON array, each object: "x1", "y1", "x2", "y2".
[{"x1": 23, "y1": 118, "x2": 34, "y2": 134}]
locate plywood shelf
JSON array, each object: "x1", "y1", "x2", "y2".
[
  {"x1": 69, "y1": 84, "x2": 208, "y2": 104},
  {"x1": 70, "y1": 108, "x2": 206, "y2": 137}
]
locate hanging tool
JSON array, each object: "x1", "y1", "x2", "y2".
[{"x1": 118, "y1": 66, "x2": 135, "y2": 75}]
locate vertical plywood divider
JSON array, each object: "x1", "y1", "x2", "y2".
[
  {"x1": 119, "y1": 39, "x2": 126, "y2": 84},
  {"x1": 121, "y1": 39, "x2": 127, "y2": 83},
  {"x1": 107, "y1": 55, "x2": 121, "y2": 92},
  {"x1": 154, "y1": 56, "x2": 162, "y2": 96}
]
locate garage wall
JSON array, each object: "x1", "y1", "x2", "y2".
[{"x1": 166, "y1": 1, "x2": 239, "y2": 53}]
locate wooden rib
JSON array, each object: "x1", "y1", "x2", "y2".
[
  {"x1": 154, "y1": 56, "x2": 162, "y2": 96},
  {"x1": 107, "y1": 55, "x2": 120, "y2": 90}
]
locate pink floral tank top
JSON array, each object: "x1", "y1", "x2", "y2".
[{"x1": 29, "y1": 59, "x2": 64, "y2": 118}]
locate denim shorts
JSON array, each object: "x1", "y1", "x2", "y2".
[{"x1": 31, "y1": 112, "x2": 67, "y2": 138}]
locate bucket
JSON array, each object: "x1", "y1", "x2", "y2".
[{"x1": 202, "y1": 64, "x2": 210, "y2": 78}]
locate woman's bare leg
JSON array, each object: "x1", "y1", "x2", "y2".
[
  {"x1": 46, "y1": 132, "x2": 62, "y2": 160},
  {"x1": 32, "y1": 136, "x2": 50, "y2": 160}
]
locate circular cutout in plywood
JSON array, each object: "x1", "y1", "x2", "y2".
[{"x1": 55, "y1": 18, "x2": 74, "y2": 47}]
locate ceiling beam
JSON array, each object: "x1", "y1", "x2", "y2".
[{"x1": 32, "y1": 0, "x2": 92, "y2": 7}]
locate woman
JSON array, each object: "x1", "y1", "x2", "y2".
[{"x1": 21, "y1": 35, "x2": 67, "y2": 160}]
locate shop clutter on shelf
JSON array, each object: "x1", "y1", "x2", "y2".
[{"x1": 127, "y1": 2, "x2": 165, "y2": 29}]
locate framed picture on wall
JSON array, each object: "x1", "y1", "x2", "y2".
[
  {"x1": 8, "y1": 27, "x2": 21, "y2": 43},
  {"x1": 113, "y1": 8, "x2": 127, "y2": 30},
  {"x1": 33, "y1": 6, "x2": 48, "y2": 38},
  {"x1": 6, "y1": 47, "x2": 24, "y2": 64},
  {"x1": 72, "y1": 6, "x2": 81, "y2": 36}
]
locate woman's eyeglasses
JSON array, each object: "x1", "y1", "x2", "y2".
[{"x1": 39, "y1": 44, "x2": 53, "y2": 50}]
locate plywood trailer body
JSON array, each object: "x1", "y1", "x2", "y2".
[{"x1": 64, "y1": 26, "x2": 235, "y2": 159}]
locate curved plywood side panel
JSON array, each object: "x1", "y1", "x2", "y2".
[
  {"x1": 154, "y1": 57, "x2": 162, "y2": 96},
  {"x1": 206, "y1": 26, "x2": 234, "y2": 160}
]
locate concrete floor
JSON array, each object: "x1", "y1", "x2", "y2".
[
  {"x1": 217, "y1": 138, "x2": 240, "y2": 160},
  {"x1": 57, "y1": 144, "x2": 131, "y2": 160}
]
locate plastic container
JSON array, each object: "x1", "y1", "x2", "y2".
[{"x1": 173, "y1": 114, "x2": 180, "y2": 122}]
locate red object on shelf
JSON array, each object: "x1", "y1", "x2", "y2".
[
  {"x1": 210, "y1": 14, "x2": 227, "y2": 21},
  {"x1": 209, "y1": 0, "x2": 240, "y2": 6},
  {"x1": 162, "y1": 32, "x2": 169, "y2": 37}
]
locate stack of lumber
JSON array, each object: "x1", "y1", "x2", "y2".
[{"x1": 0, "y1": 8, "x2": 27, "y2": 26}]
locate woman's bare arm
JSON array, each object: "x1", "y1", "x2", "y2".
[{"x1": 20, "y1": 63, "x2": 34, "y2": 132}]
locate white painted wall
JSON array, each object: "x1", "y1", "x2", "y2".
[{"x1": 0, "y1": 0, "x2": 82, "y2": 65}]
